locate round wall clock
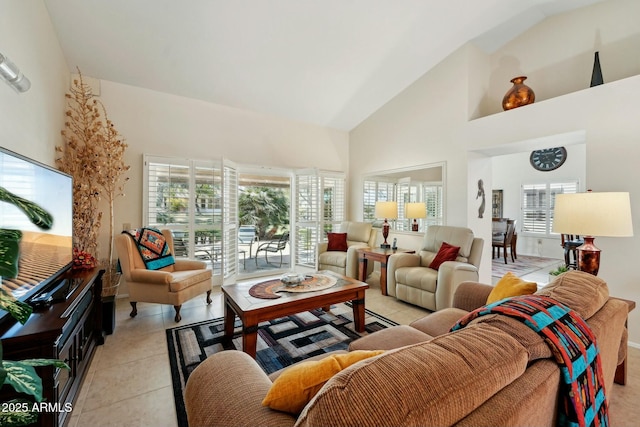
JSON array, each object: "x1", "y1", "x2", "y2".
[{"x1": 529, "y1": 147, "x2": 567, "y2": 171}]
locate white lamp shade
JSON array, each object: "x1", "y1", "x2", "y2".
[
  {"x1": 553, "y1": 192, "x2": 633, "y2": 237},
  {"x1": 374, "y1": 201, "x2": 398, "y2": 219},
  {"x1": 405, "y1": 202, "x2": 426, "y2": 219}
]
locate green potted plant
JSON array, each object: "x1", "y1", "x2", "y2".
[
  {"x1": 0, "y1": 188, "x2": 70, "y2": 426},
  {"x1": 548, "y1": 264, "x2": 569, "y2": 283}
]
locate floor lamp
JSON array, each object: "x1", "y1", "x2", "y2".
[
  {"x1": 553, "y1": 192, "x2": 633, "y2": 276},
  {"x1": 405, "y1": 202, "x2": 426, "y2": 232},
  {"x1": 375, "y1": 201, "x2": 397, "y2": 249}
]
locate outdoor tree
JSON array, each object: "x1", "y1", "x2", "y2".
[{"x1": 239, "y1": 187, "x2": 289, "y2": 239}]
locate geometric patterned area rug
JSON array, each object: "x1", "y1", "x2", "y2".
[
  {"x1": 166, "y1": 302, "x2": 398, "y2": 427},
  {"x1": 492, "y1": 254, "x2": 561, "y2": 279}
]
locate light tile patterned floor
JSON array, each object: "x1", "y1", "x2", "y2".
[{"x1": 70, "y1": 266, "x2": 639, "y2": 427}]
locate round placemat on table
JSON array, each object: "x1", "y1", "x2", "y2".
[{"x1": 248, "y1": 274, "x2": 338, "y2": 299}]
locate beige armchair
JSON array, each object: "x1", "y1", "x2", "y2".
[
  {"x1": 317, "y1": 221, "x2": 377, "y2": 279},
  {"x1": 116, "y1": 229, "x2": 213, "y2": 322},
  {"x1": 387, "y1": 225, "x2": 483, "y2": 311}
]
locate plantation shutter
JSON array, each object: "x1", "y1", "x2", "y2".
[
  {"x1": 144, "y1": 155, "x2": 223, "y2": 282},
  {"x1": 294, "y1": 169, "x2": 346, "y2": 268},
  {"x1": 321, "y1": 174, "x2": 345, "y2": 234},
  {"x1": 423, "y1": 184, "x2": 443, "y2": 226},
  {"x1": 223, "y1": 159, "x2": 238, "y2": 281},
  {"x1": 295, "y1": 170, "x2": 320, "y2": 268},
  {"x1": 522, "y1": 181, "x2": 578, "y2": 235}
]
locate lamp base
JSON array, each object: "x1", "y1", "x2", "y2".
[
  {"x1": 577, "y1": 236, "x2": 601, "y2": 276},
  {"x1": 412, "y1": 219, "x2": 418, "y2": 232}
]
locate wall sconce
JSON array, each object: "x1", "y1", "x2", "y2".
[
  {"x1": 375, "y1": 201, "x2": 398, "y2": 249},
  {"x1": 405, "y1": 202, "x2": 426, "y2": 232},
  {"x1": 0, "y1": 53, "x2": 31, "y2": 93},
  {"x1": 553, "y1": 191, "x2": 633, "y2": 275}
]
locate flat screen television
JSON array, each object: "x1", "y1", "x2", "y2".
[{"x1": 0, "y1": 146, "x2": 73, "y2": 320}]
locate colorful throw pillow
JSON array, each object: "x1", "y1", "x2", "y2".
[
  {"x1": 262, "y1": 350, "x2": 384, "y2": 414},
  {"x1": 122, "y1": 227, "x2": 175, "y2": 270},
  {"x1": 326, "y1": 232, "x2": 348, "y2": 252},
  {"x1": 428, "y1": 242, "x2": 460, "y2": 270},
  {"x1": 486, "y1": 272, "x2": 538, "y2": 304}
]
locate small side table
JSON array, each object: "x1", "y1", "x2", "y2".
[
  {"x1": 613, "y1": 297, "x2": 636, "y2": 385},
  {"x1": 357, "y1": 247, "x2": 415, "y2": 296}
]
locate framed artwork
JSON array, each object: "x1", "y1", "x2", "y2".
[{"x1": 492, "y1": 190, "x2": 503, "y2": 218}]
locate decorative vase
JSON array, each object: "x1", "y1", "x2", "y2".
[
  {"x1": 502, "y1": 76, "x2": 535, "y2": 110},
  {"x1": 590, "y1": 51, "x2": 603, "y2": 87}
]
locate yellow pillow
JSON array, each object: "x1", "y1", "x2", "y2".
[
  {"x1": 486, "y1": 272, "x2": 538, "y2": 304},
  {"x1": 262, "y1": 350, "x2": 384, "y2": 414}
]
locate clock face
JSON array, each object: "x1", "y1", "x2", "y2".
[{"x1": 530, "y1": 147, "x2": 567, "y2": 171}]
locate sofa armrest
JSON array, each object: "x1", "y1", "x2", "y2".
[
  {"x1": 129, "y1": 269, "x2": 173, "y2": 285},
  {"x1": 386, "y1": 253, "x2": 420, "y2": 297},
  {"x1": 185, "y1": 350, "x2": 296, "y2": 427},
  {"x1": 452, "y1": 281, "x2": 494, "y2": 311},
  {"x1": 345, "y1": 243, "x2": 368, "y2": 279},
  {"x1": 435, "y1": 262, "x2": 480, "y2": 311},
  {"x1": 173, "y1": 259, "x2": 208, "y2": 271}
]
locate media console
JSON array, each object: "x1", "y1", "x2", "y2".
[{"x1": 0, "y1": 268, "x2": 104, "y2": 427}]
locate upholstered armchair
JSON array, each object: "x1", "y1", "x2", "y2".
[
  {"x1": 317, "y1": 221, "x2": 377, "y2": 279},
  {"x1": 116, "y1": 229, "x2": 213, "y2": 322},
  {"x1": 387, "y1": 225, "x2": 483, "y2": 311}
]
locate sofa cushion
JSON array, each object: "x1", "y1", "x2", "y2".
[
  {"x1": 422, "y1": 226, "x2": 474, "y2": 258},
  {"x1": 486, "y1": 272, "x2": 537, "y2": 304},
  {"x1": 297, "y1": 324, "x2": 529, "y2": 427},
  {"x1": 428, "y1": 241, "x2": 460, "y2": 270},
  {"x1": 535, "y1": 270, "x2": 608, "y2": 319},
  {"x1": 318, "y1": 251, "x2": 347, "y2": 268},
  {"x1": 326, "y1": 232, "x2": 348, "y2": 252},
  {"x1": 410, "y1": 307, "x2": 469, "y2": 337},
  {"x1": 395, "y1": 266, "x2": 437, "y2": 292},
  {"x1": 349, "y1": 325, "x2": 432, "y2": 351},
  {"x1": 343, "y1": 221, "x2": 372, "y2": 244},
  {"x1": 262, "y1": 350, "x2": 383, "y2": 414}
]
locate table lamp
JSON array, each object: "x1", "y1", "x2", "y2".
[
  {"x1": 375, "y1": 201, "x2": 397, "y2": 249},
  {"x1": 405, "y1": 202, "x2": 426, "y2": 232},
  {"x1": 553, "y1": 191, "x2": 633, "y2": 275}
]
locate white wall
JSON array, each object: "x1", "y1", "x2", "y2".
[
  {"x1": 492, "y1": 144, "x2": 587, "y2": 259},
  {"x1": 350, "y1": 0, "x2": 640, "y2": 344},
  {"x1": 0, "y1": 0, "x2": 69, "y2": 163},
  {"x1": 95, "y1": 80, "x2": 349, "y2": 260}
]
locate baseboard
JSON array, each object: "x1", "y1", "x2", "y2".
[{"x1": 628, "y1": 341, "x2": 640, "y2": 350}]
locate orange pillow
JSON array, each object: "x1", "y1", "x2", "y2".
[
  {"x1": 326, "y1": 232, "x2": 348, "y2": 252},
  {"x1": 429, "y1": 242, "x2": 460, "y2": 270},
  {"x1": 486, "y1": 272, "x2": 538, "y2": 304},
  {"x1": 262, "y1": 350, "x2": 384, "y2": 414}
]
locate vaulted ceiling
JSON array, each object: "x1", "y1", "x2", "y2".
[{"x1": 43, "y1": 0, "x2": 603, "y2": 131}]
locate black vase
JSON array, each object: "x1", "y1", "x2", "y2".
[{"x1": 590, "y1": 51, "x2": 603, "y2": 87}]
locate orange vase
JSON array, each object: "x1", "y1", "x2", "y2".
[{"x1": 502, "y1": 76, "x2": 535, "y2": 110}]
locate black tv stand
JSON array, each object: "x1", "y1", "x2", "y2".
[{"x1": 1, "y1": 268, "x2": 104, "y2": 427}]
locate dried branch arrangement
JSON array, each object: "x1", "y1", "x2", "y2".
[{"x1": 56, "y1": 70, "x2": 130, "y2": 271}]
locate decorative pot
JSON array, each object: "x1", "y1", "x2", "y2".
[{"x1": 502, "y1": 76, "x2": 535, "y2": 110}]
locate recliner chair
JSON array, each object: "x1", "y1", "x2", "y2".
[
  {"x1": 116, "y1": 229, "x2": 213, "y2": 322},
  {"x1": 317, "y1": 221, "x2": 377, "y2": 279},
  {"x1": 387, "y1": 225, "x2": 483, "y2": 311}
]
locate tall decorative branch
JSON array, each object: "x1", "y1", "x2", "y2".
[
  {"x1": 94, "y1": 106, "x2": 130, "y2": 271},
  {"x1": 56, "y1": 70, "x2": 129, "y2": 275}
]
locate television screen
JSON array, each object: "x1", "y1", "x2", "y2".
[{"x1": 0, "y1": 147, "x2": 73, "y2": 303}]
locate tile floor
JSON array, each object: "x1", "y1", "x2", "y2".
[{"x1": 68, "y1": 266, "x2": 640, "y2": 427}]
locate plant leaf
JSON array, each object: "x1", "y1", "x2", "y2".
[
  {"x1": 0, "y1": 289, "x2": 32, "y2": 325},
  {"x1": 0, "y1": 186, "x2": 53, "y2": 230},
  {"x1": 1, "y1": 361, "x2": 43, "y2": 401},
  {"x1": 0, "y1": 399, "x2": 39, "y2": 427},
  {"x1": 18, "y1": 359, "x2": 70, "y2": 370}
]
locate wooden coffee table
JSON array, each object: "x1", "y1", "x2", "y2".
[{"x1": 222, "y1": 270, "x2": 369, "y2": 358}]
